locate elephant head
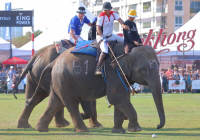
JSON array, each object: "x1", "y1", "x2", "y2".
[{"x1": 111, "y1": 46, "x2": 165, "y2": 129}]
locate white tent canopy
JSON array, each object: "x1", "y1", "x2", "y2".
[
  {"x1": 14, "y1": 1, "x2": 96, "y2": 60},
  {"x1": 0, "y1": 37, "x2": 22, "y2": 61},
  {"x1": 0, "y1": 37, "x2": 16, "y2": 50},
  {"x1": 154, "y1": 12, "x2": 200, "y2": 59}
]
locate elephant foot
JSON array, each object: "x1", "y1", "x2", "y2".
[
  {"x1": 74, "y1": 127, "x2": 89, "y2": 132},
  {"x1": 112, "y1": 127, "x2": 126, "y2": 133},
  {"x1": 89, "y1": 121, "x2": 103, "y2": 128},
  {"x1": 54, "y1": 118, "x2": 70, "y2": 128},
  {"x1": 35, "y1": 122, "x2": 49, "y2": 132},
  {"x1": 128, "y1": 123, "x2": 142, "y2": 132},
  {"x1": 17, "y1": 120, "x2": 32, "y2": 128}
]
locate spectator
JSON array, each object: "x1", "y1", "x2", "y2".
[
  {"x1": 0, "y1": 63, "x2": 3, "y2": 70},
  {"x1": 12, "y1": 75, "x2": 18, "y2": 93},
  {"x1": 0, "y1": 69, "x2": 7, "y2": 81},
  {"x1": 179, "y1": 73, "x2": 185, "y2": 93},
  {"x1": 1, "y1": 81, "x2": 7, "y2": 94},
  {"x1": 194, "y1": 69, "x2": 199, "y2": 79},
  {"x1": 191, "y1": 74, "x2": 197, "y2": 93},
  {"x1": 7, "y1": 66, "x2": 16, "y2": 80},
  {"x1": 174, "y1": 67, "x2": 178, "y2": 73},
  {"x1": 88, "y1": 17, "x2": 97, "y2": 40},
  {"x1": 162, "y1": 71, "x2": 168, "y2": 93},
  {"x1": 173, "y1": 72, "x2": 180, "y2": 93},
  {"x1": 16, "y1": 67, "x2": 22, "y2": 75},
  {"x1": 22, "y1": 74, "x2": 27, "y2": 93},
  {"x1": 168, "y1": 73, "x2": 174, "y2": 80},
  {"x1": 190, "y1": 71, "x2": 195, "y2": 79},
  {"x1": 173, "y1": 72, "x2": 180, "y2": 80},
  {"x1": 166, "y1": 67, "x2": 172, "y2": 78},
  {"x1": 198, "y1": 73, "x2": 200, "y2": 80}
]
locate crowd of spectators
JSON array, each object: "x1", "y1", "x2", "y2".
[
  {"x1": 161, "y1": 67, "x2": 200, "y2": 93},
  {"x1": 0, "y1": 65, "x2": 23, "y2": 94}
]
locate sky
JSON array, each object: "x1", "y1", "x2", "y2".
[{"x1": 0, "y1": 0, "x2": 73, "y2": 35}]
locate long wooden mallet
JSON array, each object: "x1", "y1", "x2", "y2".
[{"x1": 107, "y1": 43, "x2": 135, "y2": 95}]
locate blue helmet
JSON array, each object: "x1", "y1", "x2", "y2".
[{"x1": 92, "y1": 17, "x2": 97, "y2": 23}]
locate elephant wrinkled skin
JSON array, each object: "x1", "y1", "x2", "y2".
[
  {"x1": 33, "y1": 42, "x2": 165, "y2": 133},
  {"x1": 16, "y1": 44, "x2": 102, "y2": 129}
]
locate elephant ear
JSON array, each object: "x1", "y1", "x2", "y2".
[
  {"x1": 110, "y1": 54, "x2": 132, "y2": 77},
  {"x1": 129, "y1": 52, "x2": 149, "y2": 74}
]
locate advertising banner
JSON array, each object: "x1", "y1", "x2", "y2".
[
  {"x1": 168, "y1": 80, "x2": 185, "y2": 90},
  {"x1": 18, "y1": 82, "x2": 24, "y2": 90},
  {"x1": 192, "y1": 80, "x2": 200, "y2": 89},
  {"x1": 0, "y1": 11, "x2": 32, "y2": 27},
  {"x1": 4, "y1": 27, "x2": 10, "y2": 40},
  {"x1": 7, "y1": 79, "x2": 24, "y2": 90},
  {"x1": 4, "y1": 2, "x2": 11, "y2": 40}
]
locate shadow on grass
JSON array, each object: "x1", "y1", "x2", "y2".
[
  {"x1": 0, "y1": 127, "x2": 129, "y2": 137},
  {"x1": 142, "y1": 127, "x2": 200, "y2": 132},
  {"x1": 0, "y1": 127, "x2": 200, "y2": 137}
]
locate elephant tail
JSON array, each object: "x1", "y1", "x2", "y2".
[
  {"x1": 26, "y1": 61, "x2": 54, "y2": 106},
  {"x1": 12, "y1": 55, "x2": 38, "y2": 99}
]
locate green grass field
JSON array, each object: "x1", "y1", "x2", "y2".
[{"x1": 0, "y1": 93, "x2": 200, "y2": 140}]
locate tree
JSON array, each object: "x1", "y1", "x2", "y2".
[
  {"x1": 11, "y1": 30, "x2": 43, "y2": 48},
  {"x1": 34, "y1": 30, "x2": 42, "y2": 38}
]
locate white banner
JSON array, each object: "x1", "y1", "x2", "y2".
[
  {"x1": 7, "y1": 80, "x2": 12, "y2": 90},
  {"x1": 7, "y1": 78, "x2": 24, "y2": 90},
  {"x1": 192, "y1": 80, "x2": 200, "y2": 89},
  {"x1": 168, "y1": 80, "x2": 185, "y2": 90},
  {"x1": 18, "y1": 82, "x2": 24, "y2": 90}
]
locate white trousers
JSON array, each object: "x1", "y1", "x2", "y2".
[
  {"x1": 96, "y1": 34, "x2": 124, "y2": 54},
  {"x1": 67, "y1": 34, "x2": 84, "y2": 44}
]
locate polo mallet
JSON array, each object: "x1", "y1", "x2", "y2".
[
  {"x1": 12, "y1": 91, "x2": 17, "y2": 99},
  {"x1": 12, "y1": 85, "x2": 17, "y2": 99},
  {"x1": 107, "y1": 43, "x2": 135, "y2": 96}
]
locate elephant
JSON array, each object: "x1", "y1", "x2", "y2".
[
  {"x1": 30, "y1": 42, "x2": 165, "y2": 133},
  {"x1": 15, "y1": 43, "x2": 102, "y2": 129}
]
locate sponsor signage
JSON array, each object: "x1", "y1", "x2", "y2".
[
  {"x1": 0, "y1": 11, "x2": 32, "y2": 27},
  {"x1": 192, "y1": 80, "x2": 200, "y2": 89},
  {"x1": 168, "y1": 80, "x2": 185, "y2": 90},
  {"x1": 4, "y1": 26, "x2": 10, "y2": 40},
  {"x1": 140, "y1": 28, "x2": 196, "y2": 55},
  {"x1": 4, "y1": 2, "x2": 11, "y2": 40}
]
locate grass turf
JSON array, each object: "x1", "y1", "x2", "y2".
[{"x1": 0, "y1": 93, "x2": 200, "y2": 140}]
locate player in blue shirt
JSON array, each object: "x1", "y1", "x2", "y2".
[{"x1": 68, "y1": 6, "x2": 92, "y2": 45}]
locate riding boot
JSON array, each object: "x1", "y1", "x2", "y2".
[{"x1": 94, "y1": 53, "x2": 107, "y2": 76}]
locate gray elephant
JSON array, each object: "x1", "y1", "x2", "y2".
[
  {"x1": 16, "y1": 43, "x2": 102, "y2": 128},
  {"x1": 31, "y1": 42, "x2": 165, "y2": 133}
]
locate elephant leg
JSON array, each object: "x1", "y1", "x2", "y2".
[
  {"x1": 18, "y1": 82, "x2": 47, "y2": 128},
  {"x1": 108, "y1": 94, "x2": 142, "y2": 132},
  {"x1": 54, "y1": 108, "x2": 70, "y2": 127},
  {"x1": 35, "y1": 92, "x2": 64, "y2": 132},
  {"x1": 80, "y1": 100, "x2": 93, "y2": 120},
  {"x1": 112, "y1": 106, "x2": 126, "y2": 133},
  {"x1": 64, "y1": 100, "x2": 89, "y2": 132},
  {"x1": 80, "y1": 100, "x2": 103, "y2": 127},
  {"x1": 88, "y1": 100, "x2": 103, "y2": 128}
]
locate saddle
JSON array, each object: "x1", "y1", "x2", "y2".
[
  {"x1": 54, "y1": 39, "x2": 75, "y2": 54},
  {"x1": 70, "y1": 39, "x2": 119, "y2": 61}
]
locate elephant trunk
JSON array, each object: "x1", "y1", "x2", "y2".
[{"x1": 147, "y1": 74, "x2": 165, "y2": 129}]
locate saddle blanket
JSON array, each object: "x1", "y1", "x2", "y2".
[{"x1": 70, "y1": 40, "x2": 97, "y2": 57}]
